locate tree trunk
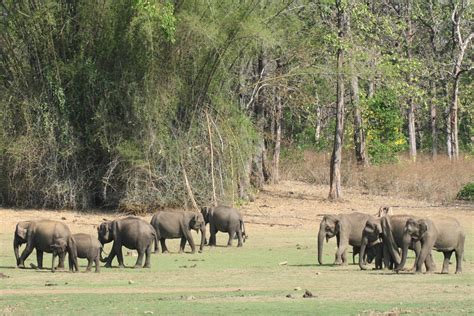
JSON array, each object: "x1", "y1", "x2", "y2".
[
  {"x1": 315, "y1": 104, "x2": 321, "y2": 142},
  {"x1": 448, "y1": 76, "x2": 460, "y2": 159},
  {"x1": 272, "y1": 91, "x2": 282, "y2": 184},
  {"x1": 351, "y1": 74, "x2": 368, "y2": 166},
  {"x1": 405, "y1": 0, "x2": 417, "y2": 162},
  {"x1": 430, "y1": 81, "x2": 437, "y2": 157},
  {"x1": 368, "y1": 80, "x2": 375, "y2": 98},
  {"x1": 329, "y1": 0, "x2": 345, "y2": 200}
]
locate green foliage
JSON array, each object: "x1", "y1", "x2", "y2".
[
  {"x1": 457, "y1": 183, "x2": 474, "y2": 201},
  {"x1": 364, "y1": 90, "x2": 407, "y2": 164}
]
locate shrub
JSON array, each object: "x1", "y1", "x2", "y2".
[{"x1": 457, "y1": 183, "x2": 474, "y2": 201}]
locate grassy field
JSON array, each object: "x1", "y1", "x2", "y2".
[{"x1": 1, "y1": 181, "x2": 473, "y2": 315}]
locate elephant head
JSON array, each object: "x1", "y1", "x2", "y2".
[
  {"x1": 201, "y1": 207, "x2": 211, "y2": 224},
  {"x1": 191, "y1": 212, "x2": 206, "y2": 253},
  {"x1": 51, "y1": 238, "x2": 67, "y2": 256},
  {"x1": 359, "y1": 218, "x2": 382, "y2": 270},
  {"x1": 317, "y1": 215, "x2": 340, "y2": 265},
  {"x1": 403, "y1": 218, "x2": 427, "y2": 241},
  {"x1": 97, "y1": 221, "x2": 115, "y2": 245},
  {"x1": 377, "y1": 206, "x2": 393, "y2": 217},
  {"x1": 13, "y1": 221, "x2": 32, "y2": 266}
]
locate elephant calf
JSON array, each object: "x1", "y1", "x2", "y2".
[
  {"x1": 98, "y1": 216, "x2": 158, "y2": 269},
  {"x1": 150, "y1": 211, "x2": 206, "y2": 254},
  {"x1": 201, "y1": 206, "x2": 247, "y2": 247},
  {"x1": 52, "y1": 233, "x2": 103, "y2": 273}
]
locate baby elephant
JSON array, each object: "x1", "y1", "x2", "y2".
[
  {"x1": 51, "y1": 234, "x2": 103, "y2": 273},
  {"x1": 201, "y1": 205, "x2": 247, "y2": 247},
  {"x1": 150, "y1": 211, "x2": 206, "y2": 254}
]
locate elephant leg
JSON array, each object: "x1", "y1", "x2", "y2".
[
  {"x1": 86, "y1": 258, "x2": 93, "y2": 272},
  {"x1": 209, "y1": 223, "x2": 217, "y2": 246},
  {"x1": 179, "y1": 237, "x2": 187, "y2": 253},
  {"x1": 36, "y1": 250, "x2": 44, "y2": 269},
  {"x1": 184, "y1": 230, "x2": 196, "y2": 253},
  {"x1": 104, "y1": 247, "x2": 116, "y2": 268},
  {"x1": 335, "y1": 240, "x2": 348, "y2": 265},
  {"x1": 143, "y1": 245, "x2": 151, "y2": 268},
  {"x1": 134, "y1": 249, "x2": 144, "y2": 269},
  {"x1": 57, "y1": 252, "x2": 66, "y2": 269},
  {"x1": 442, "y1": 251, "x2": 453, "y2": 274},
  {"x1": 237, "y1": 229, "x2": 243, "y2": 247},
  {"x1": 160, "y1": 239, "x2": 169, "y2": 253},
  {"x1": 227, "y1": 230, "x2": 235, "y2": 247},
  {"x1": 424, "y1": 252, "x2": 436, "y2": 273},
  {"x1": 455, "y1": 249, "x2": 463, "y2": 274},
  {"x1": 113, "y1": 244, "x2": 125, "y2": 268},
  {"x1": 94, "y1": 255, "x2": 100, "y2": 273},
  {"x1": 18, "y1": 244, "x2": 35, "y2": 268}
]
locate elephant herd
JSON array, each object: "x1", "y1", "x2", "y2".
[
  {"x1": 13, "y1": 204, "x2": 465, "y2": 275},
  {"x1": 13, "y1": 206, "x2": 246, "y2": 272},
  {"x1": 318, "y1": 207, "x2": 465, "y2": 274}
]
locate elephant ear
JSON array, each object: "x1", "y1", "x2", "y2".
[
  {"x1": 15, "y1": 223, "x2": 28, "y2": 240},
  {"x1": 418, "y1": 220, "x2": 428, "y2": 240}
]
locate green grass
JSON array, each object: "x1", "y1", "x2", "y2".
[{"x1": 1, "y1": 227, "x2": 473, "y2": 315}]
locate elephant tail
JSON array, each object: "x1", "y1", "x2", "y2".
[
  {"x1": 381, "y1": 216, "x2": 401, "y2": 265},
  {"x1": 241, "y1": 219, "x2": 247, "y2": 242}
]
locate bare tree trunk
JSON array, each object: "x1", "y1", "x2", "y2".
[
  {"x1": 272, "y1": 92, "x2": 282, "y2": 184},
  {"x1": 205, "y1": 110, "x2": 217, "y2": 206},
  {"x1": 329, "y1": 0, "x2": 345, "y2": 201},
  {"x1": 368, "y1": 80, "x2": 375, "y2": 98},
  {"x1": 405, "y1": 0, "x2": 417, "y2": 162},
  {"x1": 351, "y1": 74, "x2": 368, "y2": 166},
  {"x1": 315, "y1": 104, "x2": 321, "y2": 142},
  {"x1": 448, "y1": 2, "x2": 473, "y2": 159},
  {"x1": 430, "y1": 81, "x2": 437, "y2": 157}
]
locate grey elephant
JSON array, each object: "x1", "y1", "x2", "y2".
[
  {"x1": 52, "y1": 233, "x2": 103, "y2": 273},
  {"x1": 98, "y1": 216, "x2": 158, "y2": 268},
  {"x1": 395, "y1": 217, "x2": 465, "y2": 274},
  {"x1": 359, "y1": 215, "x2": 436, "y2": 271},
  {"x1": 14, "y1": 220, "x2": 79, "y2": 272},
  {"x1": 150, "y1": 211, "x2": 206, "y2": 254},
  {"x1": 201, "y1": 206, "x2": 247, "y2": 247},
  {"x1": 317, "y1": 212, "x2": 372, "y2": 265}
]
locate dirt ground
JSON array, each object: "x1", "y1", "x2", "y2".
[{"x1": 2, "y1": 180, "x2": 472, "y2": 236}]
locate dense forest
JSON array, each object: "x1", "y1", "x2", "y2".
[{"x1": 0, "y1": 0, "x2": 472, "y2": 210}]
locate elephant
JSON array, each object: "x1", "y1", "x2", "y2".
[
  {"x1": 52, "y1": 233, "x2": 103, "y2": 273},
  {"x1": 201, "y1": 206, "x2": 247, "y2": 247},
  {"x1": 14, "y1": 220, "x2": 79, "y2": 272},
  {"x1": 395, "y1": 217, "x2": 465, "y2": 274},
  {"x1": 359, "y1": 215, "x2": 436, "y2": 271},
  {"x1": 150, "y1": 211, "x2": 206, "y2": 254},
  {"x1": 98, "y1": 216, "x2": 158, "y2": 268},
  {"x1": 317, "y1": 212, "x2": 372, "y2": 265}
]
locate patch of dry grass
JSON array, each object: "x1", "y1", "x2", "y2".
[{"x1": 281, "y1": 150, "x2": 474, "y2": 203}]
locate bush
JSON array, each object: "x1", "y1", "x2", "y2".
[{"x1": 457, "y1": 183, "x2": 474, "y2": 201}]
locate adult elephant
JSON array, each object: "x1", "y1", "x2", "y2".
[
  {"x1": 359, "y1": 215, "x2": 436, "y2": 271},
  {"x1": 14, "y1": 220, "x2": 79, "y2": 271},
  {"x1": 317, "y1": 212, "x2": 371, "y2": 265},
  {"x1": 150, "y1": 211, "x2": 206, "y2": 254},
  {"x1": 201, "y1": 206, "x2": 246, "y2": 247},
  {"x1": 98, "y1": 216, "x2": 158, "y2": 268},
  {"x1": 395, "y1": 217, "x2": 465, "y2": 274}
]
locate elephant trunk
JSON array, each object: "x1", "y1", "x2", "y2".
[
  {"x1": 381, "y1": 216, "x2": 401, "y2": 265},
  {"x1": 99, "y1": 247, "x2": 108, "y2": 263},
  {"x1": 396, "y1": 232, "x2": 411, "y2": 271},
  {"x1": 317, "y1": 224, "x2": 326, "y2": 265},
  {"x1": 359, "y1": 236, "x2": 369, "y2": 270},
  {"x1": 13, "y1": 236, "x2": 22, "y2": 266},
  {"x1": 199, "y1": 224, "x2": 206, "y2": 252}
]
